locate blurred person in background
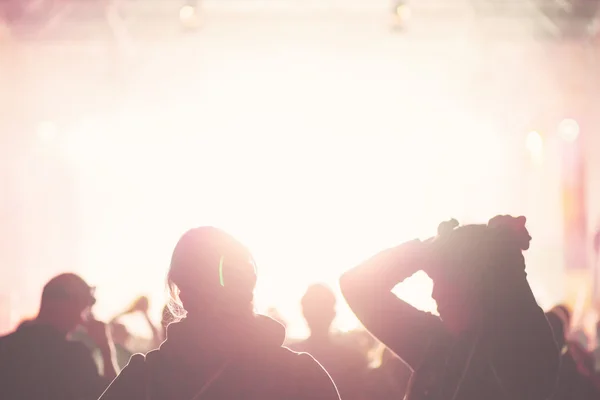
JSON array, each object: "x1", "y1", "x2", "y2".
[
  {"x1": 340, "y1": 215, "x2": 560, "y2": 400},
  {"x1": 290, "y1": 284, "x2": 369, "y2": 400},
  {"x1": 72, "y1": 295, "x2": 163, "y2": 370},
  {"x1": 0, "y1": 273, "x2": 117, "y2": 400},
  {"x1": 546, "y1": 307, "x2": 599, "y2": 399},
  {"x1": 110, "y1": 295, "x2": 163, "y2": 364},
  {"x1": 367, "y1": 346, "x2": 412, "y2": 400},
  {"x1": 99, "y1": 226, "x2": 340, "y2": 400},
  {"x1": 109, "y1": 322, "x2": 134, "y2": 369}
]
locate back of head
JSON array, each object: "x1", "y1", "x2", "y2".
[
  {"x1": 429, "y1": 220, "x2": 489, "y2": 280},
  {"x1": 429, "y1": 216, "x2": 531, "y2": 282},
  {"x1": 301, "y1": 284, "x2": 336, "y2": 334},
  {"x1": 167, "y1": 227, "x2": 257, "y2": 318},
  {"x1": 550, "y1": 304, "x2": 571, "y2": 328},
  {"x1": 39, "y1": 273, "x2": 96, "y2": 334},
  {"x1": 547, "y1": 304, "x2": 571, "y2": 347},
  {"x1": 42, "y1": 273, "x2": 95, "y2": 306}
]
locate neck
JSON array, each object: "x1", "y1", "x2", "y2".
[{"x1": 35, "y1": 312, "x2": 69, "y2": 338}]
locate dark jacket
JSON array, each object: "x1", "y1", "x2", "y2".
[
  {"x1": 546, "y1": 312, "x2": 600, "y2": 400},
  {"x1": 99, "y1": 314, "x2": 339, "y2": 400},
  {"x1": 0, "y1": 323, "x2": 108, "y2": 400}
]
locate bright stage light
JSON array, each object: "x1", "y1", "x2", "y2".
[
  {"x1": 558, "y1": 118, "x2": 580, "y2": 142},
  {"x1": 396, "y1": 4, "x2": 412, "y2": 22},
  {"x1": 70, "y1": 47, "x2": 518, "y2": 339},
  {"x1": 179, "y1": 5, "x2": 201, "y2": 29},
  {"x1": 36, "y1": 121, "x2": 57, "y2": 143},
  {"x1": 526, "y1": 130, "x2": 543, "y2": 163},
  {"x1": 179, "y1": 5, "x2": 196, "y2": 21}
]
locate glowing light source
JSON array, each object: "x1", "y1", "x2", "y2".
[
  {"x1": 395, "y1": 4, "x2": 412, "y2": 22},
  {"x1": 179, "y1": 5, "x2": 199, "y2": 27},
  {"x1": 558, "y1": 118, "x2": 580, "y2": 142},
  {"x1": 61, "y1": 117, "x2": 105, "y2": 165},
  {"x1": 179, "y1": 5, "x2": 195, "y2": 20},
  {"x1": 37, "y1": 121, "x2": 57, "y2": 143},
  {"x1": 526, "y1": 130, "x2": 543, "y2": 163}
]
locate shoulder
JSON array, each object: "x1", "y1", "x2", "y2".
[
  {"x1": 0, "y1": 331, "x2": 15, "y2": 347},
  {"x1": 270, "y1": 346, "x2": 326, "y2": 379},
  {"x1": 276, "y1": 347, "x2": 340, "y2": 399},
  {"x1": 98, "y1": 353, "x2": 150, "y2": 400},
  {"x1": 286, "y1": 339, "x2": 308, "y2": 353}
]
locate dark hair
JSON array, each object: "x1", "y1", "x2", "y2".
[
  {"x1": 41, "y1": 273, "x2": 96, "y2": 307},
  {"x1": 432, "y1": 216, "x2": 530, "y2": 271},
  {"x1": 431, "y1": 221, "x2": 489, "y2": 274},
  {"x1": 166, "y1": 227, "x2": 257, "y2": 319}
]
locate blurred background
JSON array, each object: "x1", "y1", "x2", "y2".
[{"x1": 1, "y1": 0, "x2": 600, "y2": 341}]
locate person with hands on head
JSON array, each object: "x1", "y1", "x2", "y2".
[{"x1": 340, "y1": 215, "x2": 560, "y2": 400}]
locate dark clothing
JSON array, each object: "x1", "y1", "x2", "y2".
[
  {"x1": 290, "y1": 336, "x2": 368, "y2": 400},
  {"x1": 546, "y1": 312, "x2": 600, "y2": 400},
  {"x1": 341, "y1": 243, "x2": 560, "y2": 400},
  {"x1": 99, "y1": 314, "x2": 340, "y2": 400},
  {"x1": 0, "y1": 323, "x2": 108, "y2": 400},
  {"x1": 366, "y1": 354, "x2": 412, "y2": 400},
  {"x1": 552, "y1": 349, "x2": 599, "y2": 400}
]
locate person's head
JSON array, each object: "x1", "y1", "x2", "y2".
[
  {"x1": 167, "y1": 227, "x2": 257, "y2": 320},
  {"x1": 301, "y1": 284, "x2": 336, "y2": 338},
  {"x1": 427, "y1": 216, "x2": 530, "y2": 336},
  {"x1": 545, "y1": 307, "x2": 570, "y2": 349},
  {"x1": 549, "y1": 304, "x2": 571, "y2": 336},
  {"x1": 38, "y1": 273, "x2": 96, "y2": 336}
]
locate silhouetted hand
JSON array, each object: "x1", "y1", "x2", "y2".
[
  {"x1": 84, "y1": 317, "x2": 112, "y2": 350},
  {"x1": 125, "y1": 296, "x2": 150, "y2": 315},
  {"x1": 488, "y1": 215, "x2": 531, "y2": 251}
]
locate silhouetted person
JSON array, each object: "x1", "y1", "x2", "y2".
[
  {"x1": 99, "y1": 226, "x2": 340, "y2": 400},
  {"x1": 367, "y1": 347, "x2": 412, "y2": 400},
  {"x1": 340, "y1": 216, "x2": 560, "y2": 400},
  {"x1": 0, "y1": 273, "x2": 118, "y2": 400},
  {"x1": 291, "y1": 284, "x2": 368, "y2": 400},
  {"x1": 109, "y1": 295, "x2": 163, "y2": 368},
  {"x1": 546, "y1": 308, "x2": 599, "y2": 400},
  {"x1": 110, "y1": 322, "x2": 134, "y2": 369}
]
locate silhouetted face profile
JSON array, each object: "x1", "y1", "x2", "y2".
[
  {"x1": 427, "y1": 224, "x2": 489, "y2": 336},
  {"x1": 167, "y1": 227, "x2": 257, "y2": 317},
  {"x1": 40, "y1": 273, "x2": 96, "y2": 335},
  {"x1": 301, "y1": 284, "x2": 336, "y2": 338}
]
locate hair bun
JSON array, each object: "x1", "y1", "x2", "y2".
[{"x1": 437, "y1": 218, "x2": 459, "y2": 236}]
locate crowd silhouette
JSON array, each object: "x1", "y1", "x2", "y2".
[{"x1": 1, "y1": 216, "x2": 599, "y2": 400}]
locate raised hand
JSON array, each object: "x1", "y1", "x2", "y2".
[
  {"x1": 125, "y1": 295, "x2": 150, "y2": 315},
  {"x1": 488, "y1": 215, "x2": 531, "y2": 250}
]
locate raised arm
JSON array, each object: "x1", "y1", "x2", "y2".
[
  {"x1": 485, "y1": 246, "x2": 560, "y2": 400},
  {"x1": 339, "y1": 240, "x2": 445, "y2": 371}
]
